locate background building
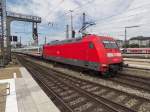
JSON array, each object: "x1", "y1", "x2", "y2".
[{"x1": 129, "y1": 36, "x2": 150, "y2": 48}]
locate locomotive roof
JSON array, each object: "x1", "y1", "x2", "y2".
[
  {"x1": 47, "y1": 37, "x2": 83, "y2": 45},
  {"x1": 46, "y1": 34, "x2": 114, "y2": 46}
]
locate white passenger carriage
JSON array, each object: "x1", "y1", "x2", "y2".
[{"x1": 12, "y1": 46, "x2": 42, "y2": 56}]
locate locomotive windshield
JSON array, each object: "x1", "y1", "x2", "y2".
[{"x1": 103, "y1": 40, "x2": 118, "y2": 48}]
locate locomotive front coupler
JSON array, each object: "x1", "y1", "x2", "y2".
[{"x1": 109, "y1": 64, "x2": 122, "y2": 74}]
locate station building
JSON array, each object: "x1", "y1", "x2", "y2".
[{"x1": 129, "y1": 36, "x2": 150, "y2": 47}]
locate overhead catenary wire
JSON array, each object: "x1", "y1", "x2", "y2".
[
  {"x1": 92, "y1": 13, "x2": 150, "y2": 31},
  {"x1": 45, "y1": 0, "x2": 91, "y2": 20},
  {"x1": 39, "y1": 1, "x2": 150, "y2": 40},
  {"x1": 53, "y1": 1, "x2": 150, "y2": 31},
  {"x1": 55, "y1": 0, "x2": 96, "y2": 19},
  {"x1": 42, "y1": 1, "x2": 150, "y2": 27},
  {"x1": 40, "y1": 0, "x2": 150, "y2": 26},
  {"x1": 88, "y1": 6, "x2": 150, "y2": 31},
  {"x1": 94, "y1": 4, "x2": 150, "y2": 24},
  {"x1": 62, "y1": 1, "x2": 150, "y2": 27},
  {"x1": 97, "y1": 22, "x2": 150, "y2": 31},
  {"x1": 43, "y1": 0, "x2": 65, "y2": 23},
  {"x1": 62, "y1": 1, "x2": 150, "y2": 22},
  {"x1": 89, "y1": 25, "x2": 150, "y2": 40},
  {"x1": 46, "y1": 0, "x2": 97, "y2": 26}
]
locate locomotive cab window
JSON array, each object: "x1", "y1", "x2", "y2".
[
  {"x1": 89, "y1": 42, "x2": 95, "y2": 49},
  {"x1": 103, "y1": 40, "x2": 118, "y2": 49}
]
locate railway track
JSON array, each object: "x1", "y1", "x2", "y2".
[
  {"x1": 124, "y1": 66, "x2": 150, "y2": 71},
  {"x1": 18, "y1": 54, "x2": 150, "y2": 93},
  {"x1": 54, "y1": 61, "x2": 150, "y2": 93},
  {"x1": 17, "y1": 55, "x2": 150, "y2": 112},
  {"x1": 109, "y1": 73, "x2": 150, "y2": 93}
]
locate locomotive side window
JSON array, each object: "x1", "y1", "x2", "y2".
[
  {"x1": 103, "y1": 40, "x2": 118, "y2": 48},
  {"x1": 89, "y1": 42, "x2": 95, "y2": 49}
]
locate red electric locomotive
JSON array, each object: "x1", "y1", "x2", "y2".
[{"x1": 42, "y1": 34, "x2": 123, "y2": 77}]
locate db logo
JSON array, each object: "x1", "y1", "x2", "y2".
[{"x1": 57, "y1": 51, "x2": 60, "y2": 54}]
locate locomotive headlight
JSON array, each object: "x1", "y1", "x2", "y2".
[
  {"x1": 116, "y1": 53, "x2": 122, "y2": 57},
  {"x1": 107, "y1": 53, "x2": 122, "y2": 57},
  {"x1": 107, "y1": 53, "x2": 114, "y2": 57}
]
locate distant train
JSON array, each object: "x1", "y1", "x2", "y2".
[
  {"x1": 14, "y1": 34, "x2": 123, "y2": 77},
  {"x1": 122, "y1": 48, "x2": 150, "y2": 54}
]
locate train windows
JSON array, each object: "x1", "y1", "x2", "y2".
[
  {"x1": 89, "y1": 42, "x2": 95, "y2": 49},
  {"x1": 103, "y1": 40, "x2": 118, "y2": 48}
]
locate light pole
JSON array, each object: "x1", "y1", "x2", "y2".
[
  {"x1": 124, "y1": 25, "x2": 140, "y2": 48},
  {"x1": 66, "y1": 24, "x2": 69, "y2": 39},
  {"x1": 82, "y1": 13, "x2": 86, "y2": 36},
  {"x1": 69, "y1": 10, "x2": 74, "y2": 38},
  {"x1": 45, "y1": 36, "x2": 47, "y2": 44}
]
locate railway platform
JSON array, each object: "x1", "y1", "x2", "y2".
[
  {"x1": 123, "y1": 54, "x2": 150, "y2": 59},
  {"x1": 0, "y1": 66, "x2": 60, "y2": 112},
  {"x1": 125, "y1": 63, "x2": 150, "y2": 70},
  {"x1": 124, "y1": 58, "x2": 150, "y2": 63},
  {"x1": 124, "y1": 59, "x2": 150, "y2": 70}
]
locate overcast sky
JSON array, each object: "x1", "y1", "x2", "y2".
[{"x1": 6, "y1": 0, "x2": 150, "y2": 44}]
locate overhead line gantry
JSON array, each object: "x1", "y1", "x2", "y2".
[{"x1": 0, "y1": 0, "x2": 41, "y2": 66}]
